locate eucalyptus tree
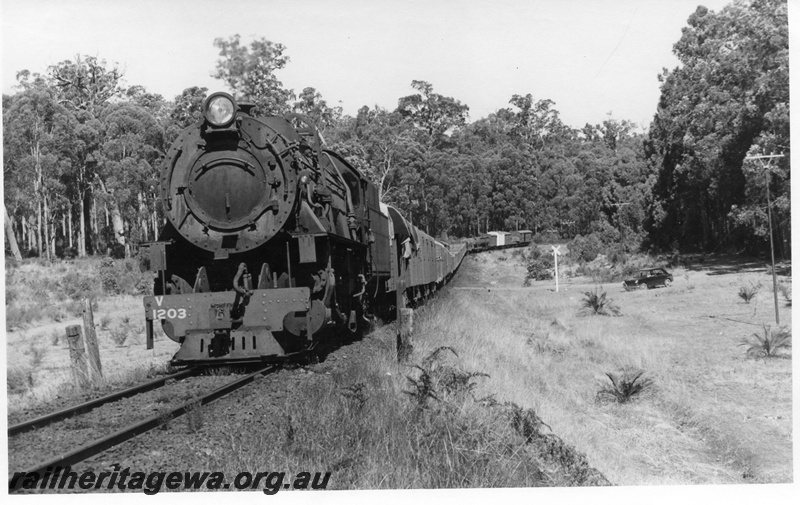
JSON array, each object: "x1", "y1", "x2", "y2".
[
  {"x1": 4, "y1": 74, "x2": 76, "y2": 259},
  {"x1": 95, "y1": 102, "x2": 164, "y2": 254},
  {"x1": 645, "y1": 0, "x2": 789, "y2": 252},
  {"x1": 213, "y1": 35, "x2": 294, "y2": 116},
  {"x1": 292, "y1": 87, "x2": 343, "y2": 135},
  {"x1": 46, "y1": 55, "x2": 125, "y2": 255},
  {"x1": 396, "y1": 80, "x2": 469, "y2": 144}
]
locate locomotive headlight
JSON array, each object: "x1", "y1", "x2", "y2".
[{"x1": 204, "y1": 92, "x2": 237, "y2": 127}]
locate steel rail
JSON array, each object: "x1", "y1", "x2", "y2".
[
  {"x1": 8, "y1": 365, "x2": 276, "y2": 492},
  {"x1": 8, "y1": 368, "x2": 197, "y2": 437}
]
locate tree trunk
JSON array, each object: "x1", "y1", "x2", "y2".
[
  {"x1": 111, "y1": 206, "x2": 125, "y2": 246},
  {"x1": 31, "y1": 216, "x2": 37, "y2": 252},
  {"x1": 43, "y1": 193, "x2": 51, "y2": 261},
  {"x1": 138, "y1": 191, "x2": 147, "y2": 242},
  {"x1": 37, "y1": 201, "x2": 43, "y2": 258},
  {"x1": 27, "y1": 216, "x2": 34, "y2": 252},
  {"x1": 50, "y1": 222, "x2": 56, "y2": 259},
  {"x1": 4, "y1": 205, "x2": 23, "y2": 261},
  {"x1": 79, "y1": 195, "x2": 86, "y2": 256},
  {"x1": 91, "y1": 196, "x2": 97, "y2": 240},
  {"x1": 68, "y1": 208, "x2": 73, "y2": 249}
]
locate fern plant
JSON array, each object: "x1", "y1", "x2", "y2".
[
  {"x1": 739, "y1": 325, "x2": 791, "y2": 358},
  {"x1": 580, "y1": 288, "x2": 621, "y2": 316},
  {"x1": 596, "y1": 371, "x2": 653, "y2": 403},
  {"x1": 404, "y1": 347, "x2": 488, "y2": 410}
]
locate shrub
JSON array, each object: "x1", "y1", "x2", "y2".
[
  {"x1": 778, "y1": 282, "x2": 791, "y2": 305},
  {"x1": 99, "y1": 257, "x2": 121, "y2": 294},
  {"x1": 525, "y1": 246, "x2": 554, "y2": 281},
  {"x1": 596, "y1": 370, "x2": 653, "y2": 403},
  {"x1": 569, "y1": 234, "x2": 603, "y2": 263},
  {"x1": 109, "y1": 243, "x2": 126, "y2": 259},
  {"x1": 51, "y1": 304, "x2": 71, "y2": 322},
  {"x1": 526, "y1": 332, "x2": 564, "y2": 355},
  {"x1": 60, "y1": 271, "x2": 98, "y2": 301},
  {"x1": 108, "y1": 321, "x2": 132, "y2": 347},
  {"x1": 6, "y1": 285, "x2": 19, "y2": 305},
  {"x1": 23, "y1": 342, "x2": 47, "y2": 367},
  {"x1": 7, "y1": 365, "x2": 35, "y2": 394},
  {"x1": 739, "y1": 325, "x2": 791, "y2": 358},
  {"x1": 531, "y1": 230, "x2": 561, "y2": 244},
  {"x1": 98, "y1": 258, "x2": 151, "y2": 296},
  {"x1": 5, "y1": 305, "x2": 39, "y2": 331},
  {"x1": 580, "y1": 288, "x2": 621, "y2": 316},
  {"x1": 738, "y1": 282, "x2": 761, "y2": 303},
  {"x1": 50, "y1": 329, "x2": 61, "y2": 346}
]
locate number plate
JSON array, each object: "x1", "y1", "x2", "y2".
[
  {"x1": 210, "y1": 303, "x2": 233, "y2": 321},
  {"x1": 151, "y1": 307, "x2": 188, "y2": 320}
]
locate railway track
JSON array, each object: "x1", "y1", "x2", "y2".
[
  {"x1": 8, "y1": 364, "x2": 276, "y2": 492},
  {"x1": 8, "y1": 368, "x2": 197, "y2": 436}
]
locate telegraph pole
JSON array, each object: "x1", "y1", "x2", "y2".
[{"x1": 745, "y1": 153, "x2": 784, "y2": 325}]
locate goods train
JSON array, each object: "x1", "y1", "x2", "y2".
[
  {"x1": 141, "y1": 92, "x2": 466, "y2": 365},
  {"x1": 464, "y1": 230, "x2": 533, "y2": 253}
]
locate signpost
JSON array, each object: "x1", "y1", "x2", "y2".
[{"x1": 552, "y1": 245, "x2": 561, "y2": 292}]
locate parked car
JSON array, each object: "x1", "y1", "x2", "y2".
[{"x1": 623, "y1": 268, "x2": 673, "y2": 290}]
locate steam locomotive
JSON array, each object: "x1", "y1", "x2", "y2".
[{"x1": 142, "y1": 92, "x2": 466, "y2": 365}]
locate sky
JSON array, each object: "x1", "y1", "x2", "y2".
[{"x1": 0, "y1": 0, "x2": 758, "y2": 130}]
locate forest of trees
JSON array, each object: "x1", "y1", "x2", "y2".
[{"x1": 2, "y1": 0, "x2": 789, "y2": 262}]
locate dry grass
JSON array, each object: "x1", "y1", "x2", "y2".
[
  {"x1": 5, "y1": 257, "x2": 179, "y2": 412},
  {"x1": 421, "y1": 250, "x2": 792, "y2": 485},
  {"x1": 5, "y1": 256, "x2": 149, "y2": 331},
  {"x1": 4, "y1": 250, "x2": 792, "y2": 493},
  {"x1": 210, "y1": 339, "x2": 607, "y2": 489}
]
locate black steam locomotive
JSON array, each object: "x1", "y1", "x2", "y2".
[{"x1": 142, "y1": 92, "x2": 466, "y2": 365}]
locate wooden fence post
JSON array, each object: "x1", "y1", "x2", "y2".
[
  {"x1": 82, "y1": 298, "x2": 103, "y2": 383},
  {"x1": 66, "y1": 325, "x2": 90, "y2": 389},
  {"x1": 397, "y1": 308, "x2": 414, "y2": 363}
]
